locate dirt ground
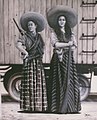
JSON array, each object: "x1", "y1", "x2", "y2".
[{"x1": 1, "y1": 95, "x2": 97, "y2": 120}]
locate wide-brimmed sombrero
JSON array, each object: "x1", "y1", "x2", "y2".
[
  {"x1": 20, "y1": 12, "x2": 46, "y2": 32},
  {"x1": 46, "y1": 5, "x2": 78, "y2": 29}
]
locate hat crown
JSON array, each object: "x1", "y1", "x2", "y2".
[
  {"x1": 47, "y1": 5, "x2": 78, "y2": 29},
  {"x1": 20, "y1": 12, "x2": 47, "y2": 32}
]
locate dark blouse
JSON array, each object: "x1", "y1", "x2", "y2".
[{"x1": 18, "y1": 33, "x2": 45, "y2": 59}]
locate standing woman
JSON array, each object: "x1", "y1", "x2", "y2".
[
  {"x1": 46, "y1": 5, "x2": 81, "y2": 114},
  {"x1": 16, "y1": 12, "x2": 47, "y2": 112}
]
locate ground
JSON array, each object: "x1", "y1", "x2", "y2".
[{"x1": 1, "y1": 95, "x2": 97, "y2": 120}]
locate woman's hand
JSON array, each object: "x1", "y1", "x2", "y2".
[
  {"x1": 68, "y1": 41, "x2": 73, "y2": 46},
  {"x1": 56, "y1": 49, "x2": 63, "y2": 62},
  {"x1": 22, "y1": 51, "x2": 29, "y2": 59},
  {"x1": 56, "y1": 49, "x2": 62, "y2": 55},
  {"x1": 16, "y1": 42, "x2": 29, "y2": 59},
  {"x1": 55, "y1": 41, "x2": 73, "y2": 48}
]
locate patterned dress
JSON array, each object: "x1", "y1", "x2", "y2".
[
  {"x1": 48, "y1": 31, "x2": 81, "y2": 113},
  {"x1": 18, "y1": 33, "x2": 47, "y2": 112}
]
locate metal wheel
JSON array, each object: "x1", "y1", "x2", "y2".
[
  {"x1": 7, "y1": 72, "x2": 22, "y2": 101},
  {"x1": 6, "y1": 72, "x2": 90, "y2": 102},
  {"x1": 78, "y1": 74, "x2": 90, "y2": 101}
]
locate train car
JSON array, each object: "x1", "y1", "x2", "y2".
[{"x1": 0, "y1": 0, "x2": 97, "y2": 101}]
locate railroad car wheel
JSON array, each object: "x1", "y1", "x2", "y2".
[
  {"x1": 7, "y1": 72, "x2": 90, "y2": 102},
  {"x1": 78, "y1": 74, "x2": 90, "y2": 101},
  {"x1": 7, "y1": 72, "x2": 22, "y2": 101}
]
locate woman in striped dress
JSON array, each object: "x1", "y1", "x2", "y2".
[
  {"x1": 47, "y1": 5, "x2": 81, "y2": 114},
  {"x1": 16, "y1": 12, "x2": 47, "y2": 112}
]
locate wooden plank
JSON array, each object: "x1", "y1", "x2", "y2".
[
  {"x1": 34, "y1": 0, "x2": 40, "y2": 12},
  {"x1": 66, "y1": 0, "x2": 68, "y2": 5},
  {"x1": 71, "y1": 0, "x2": 74, "y2": 8},
  {"x1": 51, "y1": 0, "x2": 57, "y2": 7},
  {"x1": 16, "y1": 0, "x2": 25, "y2": 64},
  {"x1": 67, "y1": 0, "x2": 73, "y2": 7},
  {"x1": 24, "y1": 0, "x2": 31, "y2": 12},
  {"x1": 30, "y1": 0, "x2": 35, "y2": 11},
  {"x1": 72, "y1": 0, "x2": 78, "y2": 63},
  {"x1": 67, "y1": 0, "x2": 76, "y2": 65},
  {"x1": 48, "y1": 0, "x2": 58, "y2": 62},
  {"x1": 61, "y1": 0, "x2": 67, "y2": 6},
  {"x1": 40, "y1": 0, "x2": 47, "y2": 63},
  {"x1": 91, "y1": 0, "x2": 95, "y2": 64},
  {"x1": 77, "y1": 0, "x2": 83, "y2": 64},
  {"x1": 0, "y1": 91, "x2": 2, "y2": 119},
  {"x1": 93, "y1": 0, "x2": 97, "y2": 64},
  {"x1": 39, "y1": 0, "x2": 45, "y2": 63},
  {"x1": 47, "y1": 0, "x2": 53, "y2": 62},
  {"x1": 45, "y1": 0, "x2": 53, "y2": 63},
  {"x1": 81, "y1": 0, "x2": 88, "y2": 64},
  {"x1": 3, "y1": 0, "x2": 10, "y2": 64},
  {"x1": 87, "y1": 0, "x2": 93, "y2": 64},
  {"x1": 0, "y1": 0, "x2": 4, "y2": 64},
  {"x1": 14, "y1": 0, "x2": 22, "y2": 64},
  {"x1": 1, "y1": 0, "x2": 96, "y2": 65},
  {"x1": 8, "y1": 0, "x2": 15, "y2": 64},
  {"x1": 56, "y1": 0, "x2": 62, "y2": 5},
  {"x1": 18, "y1": 0, "x2": 25, "y2": 19}
]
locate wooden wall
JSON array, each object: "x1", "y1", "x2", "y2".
[
  {"x1": 77, "y1": 0, "x2": 97, "y2": 64},
  {"x1": 0, "y1": 0, "x2": 97, "y2": 64}
]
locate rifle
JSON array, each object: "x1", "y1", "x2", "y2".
[
  {"x1": 13, "y1": 18, "x2": 24, "y2": 36},
  {"x1": 13, "y1": 18, "x2": 44, "y2": 60},
  {"x1": 13, "y1": 18, "x2": 27, "y2": 62}
]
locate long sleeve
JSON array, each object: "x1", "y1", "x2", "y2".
[
  {"x1": 71, "y1": 32, "x2": 77, "y2": 48},
  {"x1": 17, "y1": 35, "x2": 26, "y2": 45},
  {"x1": 50, "y1": 29, "x2": 58, "y2": 47},
  {"x1": 16, "y1": 35, "x2": 28, "y2": 59}
]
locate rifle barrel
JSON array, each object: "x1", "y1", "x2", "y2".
[{"x1": 13, "y1": 18, "x2": 24, "y2": 36}]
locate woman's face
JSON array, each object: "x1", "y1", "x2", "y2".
[
  {"x1": 58, "y1": 16, "x2": 66, "y2": 28},
  {"x1": 27, "y1": 21, "x2": 37, "y2": 32}
]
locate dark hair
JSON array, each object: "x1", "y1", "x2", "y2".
[{"x1": 54, "y1": 15, "x2": 72, "y2": 39}]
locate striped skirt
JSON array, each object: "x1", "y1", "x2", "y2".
[
  {"x1": 20, "y1": 58, "x2": 47, "y2": 112},
  {"x1": 48, "y1": 51, "x2": 81, "y2": 113}
]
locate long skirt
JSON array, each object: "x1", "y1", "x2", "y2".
[
  {"x1": 20, "y1": 58, "x2": 48, "y2": 112},
  {"x1": 48, "y1": 51, "x2": 81, "y2": 113}
]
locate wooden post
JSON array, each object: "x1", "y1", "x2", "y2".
[
  {"x1": 0, "y1": 94, "x2": 1, "y2": 119},
  {"x1": 0, "y1": 91, "x2": 1, "y2": 120}
]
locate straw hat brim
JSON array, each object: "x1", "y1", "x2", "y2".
[
  {"x1": 46, "y1": 5, "x2": 78, "y2": 29},
  {"x1": 20, "y1": 12, "x2": 46, "y2": 32}
]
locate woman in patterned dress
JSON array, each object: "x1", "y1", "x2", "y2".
[
  {"x1": 16, "y1": 12, "x2": 47, "y2": 112},
  {"x1": 46, "y1": 5, "x2": 81, "y2": 114}
]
